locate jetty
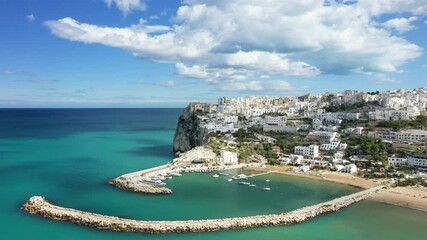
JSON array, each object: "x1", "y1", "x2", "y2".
[
  {"x1": 22, "y1": 185, "x2": 385, "y2": 234},
  {"x1": 233, "y1": 171, "x2": 277, "y2": 180},
  {"x1": 109, "y1": 163, "x2": 176, "y2": 194}
]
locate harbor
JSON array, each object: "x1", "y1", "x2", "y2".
[
  {"x1": 22, "y1": 185, "x2": 385, "y2": 234},
  {"x1": 110, "y1": 146, "x2": 266, "y2": 194}
]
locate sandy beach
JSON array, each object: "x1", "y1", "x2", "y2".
[
  {"x1": 370, "y1": 186, "x2": 427, "y2": 212},
  {"x1": 247, "y1": 165, "x2": 427, "y2": 212},
  {"x1": 248, "y1": 165, "x2": 385, "y2": 189}
]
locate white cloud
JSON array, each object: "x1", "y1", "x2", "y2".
[
  {"x1": 137, "y1": 80, "x2": 176, "y2": 87},
  {"x1": 2, "y1": 70, "x2": 15, "y2": 75},
  {"x1": 104, "y1": 0, "x2": 146, "y2": 15},
  {"x1": 225, "y1": 51, "x2": 320, "y2": 77},
  {"x1": 176, "y1": 63, "x2": 209, "y2": 79},
  {"x1": 26, "y1": 14, "x2": 35, "y2": 22},
  {"x1": 383, "y1": 16, "x2": 418, "y2": 33},
  {"x1": 219, "y1": 80, "x2": 294, "y2": 92},
  {"x1": 161, "y1": 81, "x2": 176, "y2": 87},
  {"x1": 46, "y1": 0, "x2": 426, "y2": 84},
  {"x1": 175, "y1": 62, "x2": 251, "y2": 83},
  {"x1": 219, "y1": 81, "x2": 264, "y2": 91},
  {"x1": 371, "y1": 73, "x2": 400, "y2": 83}
]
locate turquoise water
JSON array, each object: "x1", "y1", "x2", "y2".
[{"x1": 0, "y1": 109, "x2": 426, "y2": 239}]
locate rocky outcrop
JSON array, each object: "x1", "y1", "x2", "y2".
[
  {"x1": 22, "y1": 186, "x2": 384, "y2": 234},
  {"x1": 173, "y1": 105, "x2": 208, "y2": 153},
  {"x1": 109, "y1": 178, "x2": 172, "y2": 195}
]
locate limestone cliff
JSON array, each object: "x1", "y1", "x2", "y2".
[{"x1": 173, "y1": 105, "x2": 208, "y2": 153}]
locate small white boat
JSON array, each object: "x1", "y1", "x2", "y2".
[
  {"x1": 228, "y1": 179, "x2": 233, "y2": 182},
  {"x1": 213, "y1": 174, "x2": 220, "y2": 178},
  {"x1": 265, "y1": 179, "x2": 270, "y2": 182},
  {"x1": 239, "y1": 181, "x2": 250, "y2": 185},
  {"x1": 249, "y1": 184, "x2": 256, "y2": 187},
  {"x1": 158, "y1": 176, "x2": 166, "y2": 180},
  {"x1": 170, "y1": 172, "x2": 181, "y2": 177},
  {"x1": 263, "y1": 187, "x2": 271, "y2": 191}
]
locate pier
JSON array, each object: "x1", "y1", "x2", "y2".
[
  {"x1": 233, "y1": 171, "x2": 277, "y2": 180},
  {"x1": 22, "y1": 185, "x2": 385, "y2": 234}
]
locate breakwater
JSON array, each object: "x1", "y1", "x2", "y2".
[
  {"x1": 22, "y1": 186, "x2": 385, "y2": 234},
  {"x1": 109, "y1": 164, "x2": 175, "y2": 194}
]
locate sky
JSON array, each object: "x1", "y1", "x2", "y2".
[{"x1": 0, "y1": 0, "x2": 427, "y2": 108}]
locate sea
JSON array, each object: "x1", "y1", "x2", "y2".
[{"x1": 0, "y1": 108, "x2": 425, "y2": 240}]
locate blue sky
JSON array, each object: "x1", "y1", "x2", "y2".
[{"x1": 0, "y1": 0, "x2": 426, "y2": 107}]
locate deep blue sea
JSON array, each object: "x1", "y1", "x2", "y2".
[{"x1": 0, "y1": 109, "x2": 426, "y2": 240}]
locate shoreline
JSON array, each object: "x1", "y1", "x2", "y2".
[{"x1": 247, "y1": 165, "x2": 427, "y2": 212}]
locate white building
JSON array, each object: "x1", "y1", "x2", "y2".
[
  {"x1": 372, "y1": 129, "x2": 427, "y2": 142},
  {"x1": 224, "y1": 115, "x2": 238, "y2": 124},
  {"x1": 264, "y1": 116, "x2": 287, "y2": 125},
  {"x1": 295, "y1": 145, "x2": 319, "y2": 157},
  {"x1": 220, "y1": 150, "x2": 238, "y2": 165},
  {"x1": 408, "y1": 153, "x2": 427, "y2": 172},
  {"x1": 305, "y1": 131, "x2": 338, "y2": 143},
  {"x1": 343, "y1": 164, "x2": 358, "y2": 173},
  {"x1": 343, "y1": 127, "x2": 364, "y2": 135},
  {"x1": 314, "y1": 112, "x2": 359, "y2": 121},
  {"x1": 263, "y1": 125, "x2": 299, "y2": 133},
  {"x1": 320, "y1": 141, "x2": 347, "y2": 151},
  {"x1": 388, "y1": 156, "x2": 408, "y2": 166}
]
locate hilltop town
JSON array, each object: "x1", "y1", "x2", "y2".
[{"x1": 174, "y1": 87, "x2": 427, "y2": 185}]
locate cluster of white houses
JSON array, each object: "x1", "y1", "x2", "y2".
[{"x1": 190, "y1": 87, "x2": 427, "y2": 173}]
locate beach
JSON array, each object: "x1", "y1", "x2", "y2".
[
  {"x1": 370, "y1": 186, "x2": 427, "y2": 212},
  {"x1": 247, "y1": 165, "x2": 427, "y2": 212}
]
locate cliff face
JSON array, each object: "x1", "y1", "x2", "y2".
[{"x1": 173, "y1": 106, "x2": 208, "y2": 153}]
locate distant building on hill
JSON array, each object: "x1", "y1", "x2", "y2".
[
  {"x1": 220, "y1": 150, "x2": 238, "y2": 165},
  {"x1": 295, "y1": 145, "x2": 319, "y2": 157},
  {"x1": 272, "y1": 146, "x2": 281, "y2": 154}
]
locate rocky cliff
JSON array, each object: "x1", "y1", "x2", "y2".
[{"x1": 173, "y1": 105, "x2": 208, "y2": 154}]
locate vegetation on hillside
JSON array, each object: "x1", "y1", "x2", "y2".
[
  {"x1": 324, "y1": 101, "x2": 379, "y2": 112},
  {"x1": 375, "y1": 115, "x2": 427, "y2": 131}
]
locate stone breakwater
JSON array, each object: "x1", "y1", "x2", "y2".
[
  {"x1": 109, "y1": 163, "x2": 175, "y2": 194},
  {"x1": 22, "y1": 186, "x2": 385, "y2": 234},
  {"x1": 109, "y1": 178, "x2": 173, "y2": 195},
  {"x1": 109, "y1": 147, "x2": 218, "y2": 195}
]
